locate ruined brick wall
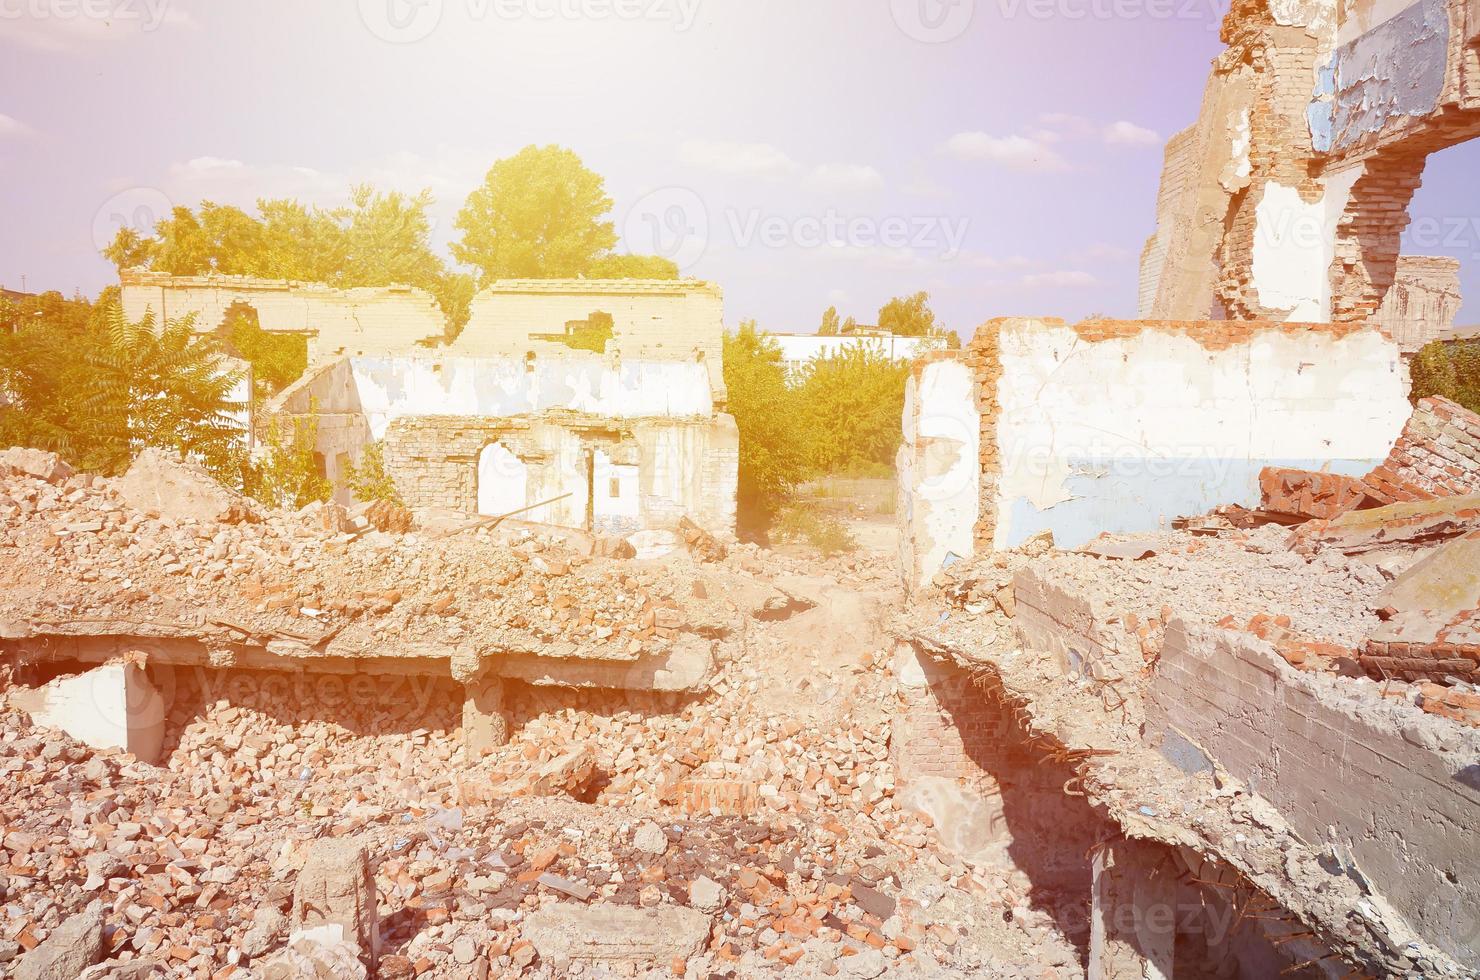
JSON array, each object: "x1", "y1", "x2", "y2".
[
  {"x1": 382, "y1": 414, "x2": 738, "y2": 534},
  {"x1": 1375, "y1": 256, "x2": 1464, "y2": 351},
  {"x1": 455, "y1": 279, "x2": 727, "y2": 400},
  {"x1": 119, "y1": 270, "x2": 446, "y2": 362},
  {"x1": 900, "y1": 317, "x2": 1410, "y2": 578},
  {"x1": 1141, "y1": 0, "x2": 1480, "y2": 326},
  {"x1": 892, "y1": 645, "x2": 1098, "y2": 891},
  {"x1": 1363, "y1": 396, "x2": 1480, "y2": 502}
]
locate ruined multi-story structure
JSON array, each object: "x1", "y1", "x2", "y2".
[
  {"x1": 1137, "y1": 0, "x2": 1479, "y2": 344},
  {"x1": 120, "y1": 272, "x2": 739, "y2": 536}
]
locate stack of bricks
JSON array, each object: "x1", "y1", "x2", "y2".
[{"x1": 1362, "y1": 396, "x2": 1480, "y2": 503}]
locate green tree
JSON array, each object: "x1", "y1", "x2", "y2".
[
  {"x1": 217, "y1": 306, "x2": 308, "y2": 400},
  {"x1": 244, "y1": 412, "x2": 332, "y2": 509},
  {"x1": 0, "y1": 296, "x2": 246, "y2": 482},
  {"x1": 819, "y1": 306, "x2": 841, "y2": 336},
  {"x1": 588, "y1": 253, "x2": 680, "y2": 279},
  {"x1": 877, "y1": 291, "x2": 937, "y2": 337},
  {"x1": 452, "y1": 145, "x2": 618, "y2": 284},
  {"x1": 723, "y1": 322, "x2": 810, "y2": 536},
  {"x1": 795, "y1": 343, "x2": 909, "y2": 474}
]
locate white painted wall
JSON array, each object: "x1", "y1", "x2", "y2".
[
  {"x1": 899, "y1": 358, "x2": 981, "y2": 591},
  {"x1": 12, "y1": 663, "x2": 165, "y2": 763},
  {"x1": 282, "y1": 355, "x2": 716, "y2": 442},
  {"x1": 991, "y1": 318, "x2": 1409, "y2": 548},
  {"x1": 1250, "y1": 168, "x2": 1361, "y2": 320}
]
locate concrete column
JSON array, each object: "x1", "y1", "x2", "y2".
[
  {"x1": 12, "y1": 662, "x2": 165, "y2": 764},
  {"x1": 1090, "y1": 839, "x2": 1177, "y2": 980},
  {"x1": 462, "y1": 674, "x2": 509, "y2": 759}
]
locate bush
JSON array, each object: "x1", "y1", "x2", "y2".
[
  {"x1": 1410, "y1": 339, "x2": 1480, "y2": 413},
  {"x1": 793, "y1": 344, "x2": 909, "y2": 474},
  {"x1": 774, "y1": 505, "x2": 857, "y2": 557},
  {"x1": 244, "y1": 411, "x2": 332, "y2": 509},
  {"x1": 345, "y1": 441, "x2": 403, "y2": 504}
]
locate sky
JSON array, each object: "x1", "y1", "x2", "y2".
[{"x1": 1, "y1": 0, "x2": 1476, "y2": 333}]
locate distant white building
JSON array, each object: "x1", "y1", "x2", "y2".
[{"x1": 770, "y1": 332, "x2": 948, "y2": 382}]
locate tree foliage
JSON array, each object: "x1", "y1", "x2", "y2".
[
  {"x1": 877, "y1": 291, "x2": 937, "y2": 337},
  {"x1": 217, "y1": 305, "x2": 308, "y2": 400},
  {"x1": 794, "y1": 344, "x2": 909, "y2": 474},
  {"x1": 102, "y1": 186, "x2": 473, "y2": 336},
  {"x1": 589, "y1": 253, "x2": 679, "y2": 279},
  {"x1": 453, "y1": 145, "x2": 619, "y2": 283},
  {"x1": 819, "y1": 306, "x2": 840, "y2": 336},
  {"x1": 0, "y1": 293, "x2": 246, "y2": 483},
  {"x1": 723, "y1": 322, "x2": 810, "y2": 535},
  {"x1": 244, "y1": 412, "x2": 332, "y2": 510},
  {"x1": 344, "y1": 440, "x2": 403, "y2": 505},
  {"x1": 1410, "y1": 340, "x2": 1480, "y2": 414}
]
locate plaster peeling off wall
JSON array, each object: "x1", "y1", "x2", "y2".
[
  {"x1": 1251, "y1": 169, "x2": 1361, "y2": 320},
  {"x1": 279, "y1": 355, "x2": 715, "y2": 443},
  {"x1": 898, "y1": 359, "x2": 980, "y2": 591},
  {"x1": 990, "y1": 319, "x2": 1410, "y2": 550},
  {"x1": 1310, "y1": 0, "x2": 1449, "y2": 153}
]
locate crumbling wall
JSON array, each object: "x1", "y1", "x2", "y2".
[
  {"x1": 119, "y1": 270, "x2": 446, "y2": 362},
  {"x1": 1146, "y1": 620, "x2": 1480, "y2": 968},
  {"x1": 382, "y1": 414, "x2": 737, "y2": 533},
  {"x1": 1364, "y1": 395, "x2": 1480, "y2": 502},
  {"x1": 269, "y1": 353, "x2": 737, "y2": 529},
  {"x1": 891, "y1": 644, "x2": 1098, "y2": 894},
  {"x1": 1139, "y1": 0, "x2": 1480, "y2": 325},
  {"x1": 1376, "y1": 255, "x2": 1464, "y2": 350},
  {"x1": 992, "y1": 318, "x2": 1409, "y2": 549},
  {"x1": 898, "y1": 355, "x2": 981, "y2": 591},
  {"x1": 455, "y1": 279, "x2": 727, "y2": 400}
]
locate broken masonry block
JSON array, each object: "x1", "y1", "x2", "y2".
[
  {"x1": 290, "y1": 838, "x2": 379, "y2": 971},
  {"x1": 462, "y1": 673, "x2": 510, "y2": 759}
]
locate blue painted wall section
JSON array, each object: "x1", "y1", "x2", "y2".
[
  {"x1": 1003, "y1": 456, "x2": 1383, "y2": 549},
  {"x1": 1309, "y1": 0, "x2": 1448, "y2": 153}
]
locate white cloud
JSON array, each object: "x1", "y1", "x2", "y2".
[
  {"x1": 1069, "y1": 242, "x2": 1133, "y2": 262},
  {"x1": 678, "y1": 140, "x2": 799, "y2": 178},
  {"x1": 808, "y1": 163, "x2": 884, "y2": 192},
  {"x1": 941, "y1": 132, "x2": 1069, "y2": 172},
  {"x1": 0, "y1": 4, "x2": 194, "y2": 52},
  {"x1": 1021, "y1": 269, "x2": 1099, "y2": 288},
  {"x1": 0, "y1": 113, "x2": 33, "y2": 139},
  {"x1": 1103, "y1": 121, "x2": 1161, "y2": 146}
]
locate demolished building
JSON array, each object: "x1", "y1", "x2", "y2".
[
  {"x1": 121, "y1": 271, "x2": 739, "y2": 536},
  {"x1": 1136, "y1": 0, "x2": 1480, "y2": 347}
]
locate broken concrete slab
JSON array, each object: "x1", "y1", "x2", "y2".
[
  {"x1": 13, "y1": 906, "x2": 103, "y2": 980},
  {"x1": 521, "y1": 902, "x2": 710, "y2": 965},
  {"x1": 9, "y1": 663, "x2": 164, "y2": 764},
  {"x1": 112, "y1": 448, "x2": 260, "y2": 525},
  {"x1": 0, "y1": 447, "x2": 73, "y2": 485},
  {"x1": 1363, "y1": 534, "x2": 1480, "y2": 682}
]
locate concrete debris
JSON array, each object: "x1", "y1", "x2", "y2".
[
  {"x1": 521, "y1": 902, "x2": 711, "y2": 965},
  {"x1": 12, "y1": 906, "x2": 103, "y2": 980},
  {"x1": 290, "y1": 837, "x2": 379, "y2": 969},
  {"x1": 0, "y1": 448, "x2": 74, "y2": 486},
  {"x1": 113, "y1": 449, "x2": 261, "y2": 526},
  {"x1": 256, "y1": 924, "x2": 367, "y2": 980}
]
